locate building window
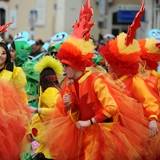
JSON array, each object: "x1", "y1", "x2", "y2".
[{"x1": 0, "y1": 8, "x2": 5, "y2": 39}]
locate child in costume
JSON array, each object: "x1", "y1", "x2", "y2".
[
  {"x1": 10, "y1": 39, "x2": 40, "y2": 108},
  {"x1": 0, "y1": 23, "x2": 32, "y2": 159},
  {"x1": 98, "y1": 1, "x2": 160, "y2": 159},
  {"x1": 10, "y1": 40, "x2": 31, "y2": 67},
  {"x1": 30, "y1": 55, "x2": 63, "y2": 160},
  {"x1": 10, "y1": 32, "x2": 38, "y2": 160}
]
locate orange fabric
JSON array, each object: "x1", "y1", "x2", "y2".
[
  {"x1": 144, "y1": 70, "x2": 160, "y2": 97},
  {"x1": 138, "y1": 39, "x2": 160, "y2": 70},
  {"x1": 41, "y1": 72, "x2": 160, "y2": 160},
  {"x1": 0, "y1": 79, "x2": 31, "y2": 159},
  {"x1": 65, "y1": 71, "x2": 118, "y2": 121},
  {"x1": 43, "y1": 74, "x2": 156, "y2": 159},
  {"x1": 145, "y1": 72, "x2": 159, "y2": 95},
  {"x1": 121, "y1": 76, "x2": 160, "y2": 120}
]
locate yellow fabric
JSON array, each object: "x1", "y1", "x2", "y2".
[
  {"x1": 0, "y1": 70, "x2": 12, "y2": 80},
  {"x1": 31, "y1": 87, "x2": 60, "y2": 159},
  {"x1": 151, "y1": 70, "x2": 160, "y2": 78},
  {"x1": 78, "y1": 71, "x2": 91, "y2": 83},
  {"x1": 149, "y1": 114, "x2": 158, "y2": 120},
  {"x1": 38, "y1": 86, "x2": 42, "y2": 108},
  {"x1": 40, "y1": 108, "x2": 55, "y2": 119},
  {"x1": 103, "y1": 111, "x2": 112, "y2": 118},
  {"x1": 119, "y1": 75, "x2": 128, "y2": 82},
  {"x1": 94, "y1": 78, "x2": 118, "y2": 121},
  {"x1": 132, "y1": 76, "x2": 159, "y2": 120},
  {"x1": 41, "y1": 87, "x2": 59, "y2": 108},
  {"x1": 0, "y1": 67, "x2": 28, "y2": 103},
  {"x1": 0, "y1": 66, "x2": 27, "y2": 88},
  {"x1": 145, "y1": 38, "x2": 160, "y2": 53}
]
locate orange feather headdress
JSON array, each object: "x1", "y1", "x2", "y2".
[
  {"x1": 56, "y1": 0, "x2": 95, "y2": 71},
  {"x1": 98, "y1": 0, "x2": 145, "y2": 75},
  {"x1": 138, "y1": 38, "x2": 160, "y2": 70}
]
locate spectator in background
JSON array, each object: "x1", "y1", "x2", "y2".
[{"x1": 103, "y1": 33, "x2": 115, "y2": 43}]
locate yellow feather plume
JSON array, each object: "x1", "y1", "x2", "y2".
[
  {"x1": 145, "y1": 38, "x2": 160, "y2": 53},
  {"x1": 66, "y1": 36, "x2": 96, "y2": 55},
  {"x1": 34, "y1": 55, "x2": 63, "y2": 76},
  {"x1": 117, "y1": 32, "x2": 140, "y2": 54}
]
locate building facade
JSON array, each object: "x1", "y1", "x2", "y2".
[{"x1": 0, "y1": 0, "x2": 159, "y2": 42}]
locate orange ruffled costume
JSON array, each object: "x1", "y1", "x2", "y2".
[
  {"x1": 0, "y1": 22, "x2": 31, "y2": 159},
  {"x1": 97, "y1": 1, "x2": 160, "y2": 158},
  {"x1": 0, "y1": 79, "x2": 31, "y2": 160},
  {"x1": 43, "y1": 71, "x2": 154, "y2": 160}
]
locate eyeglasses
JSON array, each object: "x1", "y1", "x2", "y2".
[{"x1": 63, "y1": 64, "x2": 69, "y2": 70}]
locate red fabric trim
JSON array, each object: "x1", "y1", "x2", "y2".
[
  {"x1": 32, "y1": 128, "x2": 38, "y2": 137},
  {"x1": 94, "y1": 112, "x2": 108, "y2": 123},
  {"x1": 149, "y1": 118, "x2": 157, "y2": 121},
  {"x1": 45, "y1": 75, "x2": 58, "y2": 82}
]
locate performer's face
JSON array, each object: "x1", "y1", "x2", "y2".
[
  {"x1": 0, "y1": 47, "x2": 7, "y2": 68},
  {"x1": 63, "y1": 64, "x2": 76, "y2": 79},
  {"x1": 10, "y1": 47, "x2": 16, "y2": 61}
]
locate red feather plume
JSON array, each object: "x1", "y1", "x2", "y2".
[
  {"x1": 0, "y1": 22, "x2": 13, "y2": 33},
  {"x1": 72, "y1": 0, "x2": 94, "y2": 40},
  {"x1": 125, "y1": 0, "x2": 145, "y2": 46}
]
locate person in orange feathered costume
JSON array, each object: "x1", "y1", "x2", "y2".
[{"x1": 98, "y1": 1, "x2": 160, "y2": 159}]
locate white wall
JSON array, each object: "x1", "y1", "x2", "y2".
[
  {"x1": 55, "y1": 0, "x2": 82, "y2": 34},
  {"x1": 0, "y1": 1, "x2": 9, "y2": 39},
  {"x1": 136, "y1": 0, "x2": 153, "y2": 38}
]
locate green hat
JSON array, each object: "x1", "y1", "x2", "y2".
[
  {"x1": 49, "y1": 42, "x2": 63, "y2": 53},
  {"x1": 14, "y1": 41, "x2": 31, "y2": 66},
  {"x1": 93, "y1": 54, "x2": 102, "y2": 64}
]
